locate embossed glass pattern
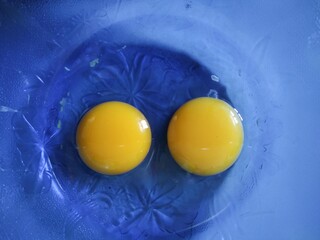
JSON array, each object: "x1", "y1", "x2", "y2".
[{"x1": 0, "y1": 0, "x2": 319, "y2": 239}]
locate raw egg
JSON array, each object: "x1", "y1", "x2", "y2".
[
  {"x1": 76, "y1": 101, "x2": 151, "y2": 175},
  {"x1": 167, "y1": 97, "x2": 244, "y2": 176}
]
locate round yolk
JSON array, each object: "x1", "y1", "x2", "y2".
[
  {"x1": 76, "y1": 101, "x2": 151, "y2": 175},
  {"x1": 167, "y1": 97, "x2": 244, "y2": 176}
]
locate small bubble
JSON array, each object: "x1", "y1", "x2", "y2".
[
  {"x1": 89, "y1": 58, "x2": 100, "y2": 67},
  {"x1": 210, "y1": 74, "x2": 219, "y2": 82},
  {"x1": 207, "y1": 89, "x2": 218, "y2": 98}
]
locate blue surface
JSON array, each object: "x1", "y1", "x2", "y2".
[{"x1": 1, "y1": 1, "x2": 320, "y2": 239}]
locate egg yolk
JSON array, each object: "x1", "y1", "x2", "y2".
[
  {"x1": 76, "y1": 101, "x2": 151, "y2": 175},
  {"x1": 167, "y1": 97, "x2": 244, "y2": 176}
]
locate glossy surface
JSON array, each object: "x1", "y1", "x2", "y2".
[
  {"x1": 8, "y1": 40, "x2": 235, "y2": 239},
  {"x1": 168, "y1": 97, "x2": 243, "y2": 176},
  {"x1": 1, "y1": 1, "x2": 320, "y2": 239},
  {"x1": 76, "y1": 102, "x2": 151, "y2": 175}
]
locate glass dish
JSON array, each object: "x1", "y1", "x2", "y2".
[{"x1": 0, "y1": 0, "x2": 319, "y2": 239}]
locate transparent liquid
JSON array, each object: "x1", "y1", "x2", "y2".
[{"x1": 1, "y1": 4, "x2": 282, "y2": 238}]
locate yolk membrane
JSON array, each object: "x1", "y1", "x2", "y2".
[
  {"x1": 76, "y1": 101, "x2": 151, "y2": 175},
  {"x1": 167, "y1": 97, "x2": 244, "y2": 176}
]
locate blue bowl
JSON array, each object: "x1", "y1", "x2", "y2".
[{"x1": 0, "y1": 1, "x2": 319, "y2": 239}]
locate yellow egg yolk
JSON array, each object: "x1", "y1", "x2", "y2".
[
  {"x1": 76, "y1": 101, "x2": 151, "y2": 175},
  {"x1": 167, "y1": 97, "x2": 244, "y2": 176}
]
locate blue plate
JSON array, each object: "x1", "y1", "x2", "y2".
[{"x1": 1, "y1": 1, "x2": 319, "y2": 239}]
